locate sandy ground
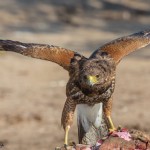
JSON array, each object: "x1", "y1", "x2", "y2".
[{"x1": 0, "y1": 0, "x2": 150, "y2": 150}]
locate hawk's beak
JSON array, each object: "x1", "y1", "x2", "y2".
[{"x1": 87, "y1": 75, "x2": 98, "y2": 86}]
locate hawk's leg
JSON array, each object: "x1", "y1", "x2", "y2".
[
  {"x1": 64, "y1": 125, "x2": 70, "y2": 147},
  {"x1": 107, "y1": 116, "x2": 115, "y2": 132},
  {"x1": 61, "y1": 98, "x2": 76, "y2": 147},
  {"x1": 103, "y1": 97, "x2": 116, "y2": 132}
]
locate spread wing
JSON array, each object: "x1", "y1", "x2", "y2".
[
  {"x1": 90, "y1": 29, "x2": 150, "y2": 64},
  {"x1": 0, "y1": 40, "x2": 77, "y2": 70}
]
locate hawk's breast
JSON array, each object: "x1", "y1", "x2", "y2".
[{"x1": 77, "y1": 103, "x2": 103, "y2": 132}]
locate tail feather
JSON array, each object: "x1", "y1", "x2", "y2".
[
  {"x1": 78, "y1": 121, "x2": 103, "y2": 145},
  {"x1": 78, "y1": 118, "x2": 86, "y2": 144}
]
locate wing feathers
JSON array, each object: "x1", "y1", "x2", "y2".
[
  {"x1": 0, "y1": 40, "x2": 75, "y2": 70},
  {"x1": 91, "y1": 29, "x2": 150, "y2": 64}
]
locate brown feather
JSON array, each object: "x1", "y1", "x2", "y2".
[
  {"x1": 91, "y1": 30, "x2": 150, "y2": 64},
  {"x1": 61, "y1": 98, "x2": 76, "y2": 130},
  {"x1": 1, "y1": 29, "x2": 150, "y2": 145},
  {"x1": 0, "y1": 40, "x2": 75, "y2": 70}
]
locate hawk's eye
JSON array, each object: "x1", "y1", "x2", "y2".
[{"x1": 96, "y1": 74, "x2": 100, "y2": 78}]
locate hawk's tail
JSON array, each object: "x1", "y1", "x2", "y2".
[
  {"x1": 0, "y1": 40, "x2": 75, "y2": 70},
  {"x1": 77, "y1": 118, "x2": 86, "y2": 144}
]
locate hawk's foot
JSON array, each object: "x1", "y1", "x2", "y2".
[
  {"x1": 63, "y1": 141, "x2": 76, "y2": 150},
  {"x1": 63, "y1": 144, "x2": 74, "y2": 150},
  {"x1": 109, "y1": 126, "x2": 125, "y2": 134},
  {"x1": 109, "y1": 127, "x2": 116, "y2": 133},
  {"x1": 64, "y1": 144, "x2": 68, "y2": 150},
  {"x1": 55, "y1": 146, "x2": 61, "y2": 150},
  {"x1": 68, "y1": 141, "x2": 76, "y2": 148}
]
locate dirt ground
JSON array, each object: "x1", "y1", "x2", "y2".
[{"x1": 0, "y1": 0, "x2": 150, "y2": 150}]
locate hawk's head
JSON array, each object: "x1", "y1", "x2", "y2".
[{"x1": 78, "y1": 57, "x2": 116, "y2": 95}]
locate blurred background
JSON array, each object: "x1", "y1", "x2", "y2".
[{"x1": 0, "y1": 0, "x2": 150, "y2": 149}]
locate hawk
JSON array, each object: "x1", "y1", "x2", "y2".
[{"x1": 0, "y1": 30, "x2": 150, "y2": 147}]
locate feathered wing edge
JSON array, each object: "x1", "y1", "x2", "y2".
[
  {"x1": 0, "y1": 40, "x2": 78, "y2": 70},
  {"x1": 90, "y1": 29, "x2": 150, "y2": 64}
]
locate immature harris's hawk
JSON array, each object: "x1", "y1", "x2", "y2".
[{"x1": 0, "y1": 30, "x2": 150, "y2": 147}]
